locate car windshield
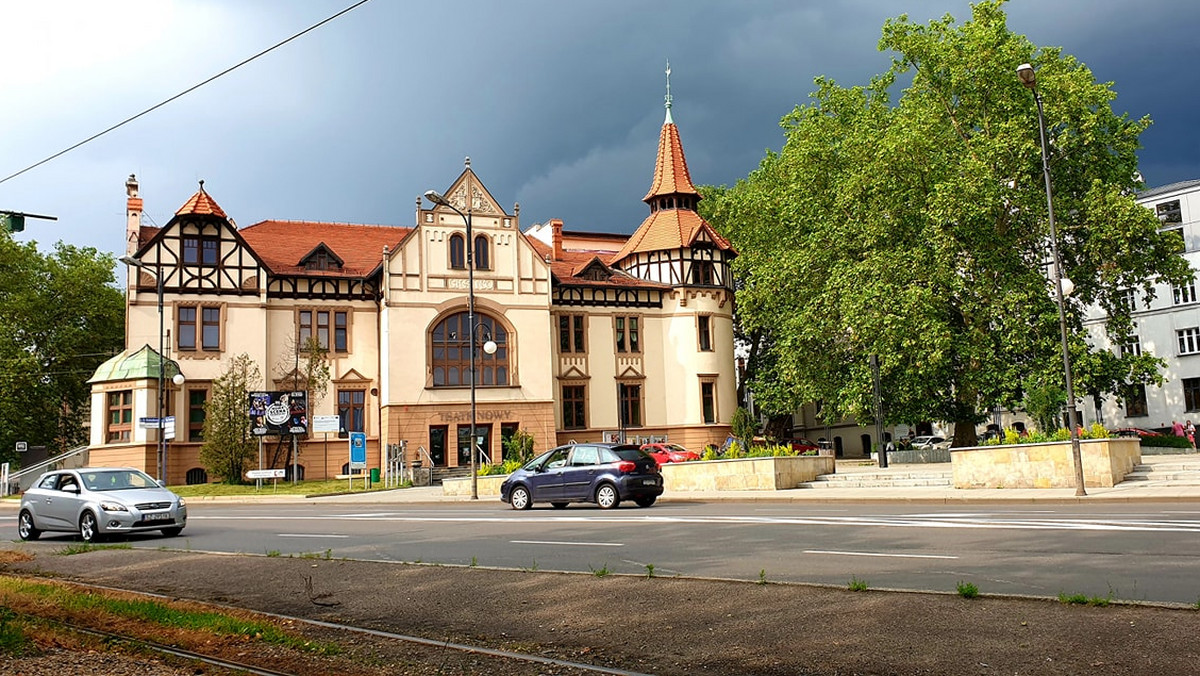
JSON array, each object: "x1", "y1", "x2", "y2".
[
  {"x1": 80, "y1": 470, "x2": 158, "y2": 492},
  {"x1": 668, "y1": 444, "x2": 689, "y2": 453}
]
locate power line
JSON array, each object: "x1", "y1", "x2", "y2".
[{"x1": 0, "y1": 0, "x2": 372, "y2": 186}]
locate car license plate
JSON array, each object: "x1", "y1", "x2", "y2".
[
  {"x1": 144, "y1": 512, "x2": 172, "y2": 521},
  {"x1": 644, "y1": 478, "x2": 658, "y2": 486}
]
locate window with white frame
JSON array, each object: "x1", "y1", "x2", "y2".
[
  {"x1": 1157, "y1": 200, "x2": 1185, "y2": 252},
  {"x1": 1174, "y1": 278, "x2": 1198, "y2": 305},
  {"x1": 1115, "y1": 288, "x2": 1136, "y2": 312},
  {"x1": 1120, "y1": 338, "x2": 1142, "y2": 357},
  {"x1": 1177, "y1": 327, "x2": 1200, "y2": 355}
]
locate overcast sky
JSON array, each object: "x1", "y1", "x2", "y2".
[{"x1": 3, "y1": 0, "x2": 1198, "y2": 261}]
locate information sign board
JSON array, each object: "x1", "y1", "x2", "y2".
[{"x1": 349, "y1": 432, "x2": 367, "y2": 469}]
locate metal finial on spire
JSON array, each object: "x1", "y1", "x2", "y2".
[
  {"x1": 664, "y1": 60, "x2": 673, "y2": 124},
  {"x1": 198, "y1": 179, "x2": 205, "y2": 191},
  {"x1": 464, "y1": 156, "x2": 471, "y2": 169}
]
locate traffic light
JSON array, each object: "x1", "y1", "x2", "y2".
[{"x1": 0, "y1": 211, "x2": 55, "y2": 233}]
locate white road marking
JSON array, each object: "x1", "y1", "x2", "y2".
[
  {"x1": 511, "y1": 540, "x2": 623, "y2": 547},
  {"x1": 277, "y1": 533, "x2": 349, "y2": 538},
  {"x1": 804, "y1": 549, "x2": 958, "y2": 560}
]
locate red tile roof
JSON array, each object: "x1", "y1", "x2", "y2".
[
  {"x1": 529, "y1": 237, "x2": 668, "y2": 289},
  {"x1": 612, "y1": 208, "x2": 732, "y2": 261},
  {"x1": 642, "y1": 122, "x2": 699, "y2": 201},
  {"x1": 175, "y1": 182, "x2": 228, "y2": 218},
  {"x1": 239, "y1": 220, "x2": 410, "y2": 277}
]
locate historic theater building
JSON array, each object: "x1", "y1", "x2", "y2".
[{"x1": 88, "y1": 100, "x2": 737, "y2": 485}]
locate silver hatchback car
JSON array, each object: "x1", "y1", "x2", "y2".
[{"x1": 18, "y1": 467, "x2": 187, "y2": 542}]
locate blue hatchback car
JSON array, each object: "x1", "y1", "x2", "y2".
[{"x1": 500, "y1": 443, "x2": 663, "y2": 510}]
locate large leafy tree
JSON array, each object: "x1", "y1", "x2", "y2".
[
  {"x1": 199, "y1": 353, "x2": 261, "y2": 484},
  {"x1": 702, "y1": 0, "x2": 1191, "y2": 446},
  {"x1": 0, "y1": 234, "x2": 124, "y2": 465}
]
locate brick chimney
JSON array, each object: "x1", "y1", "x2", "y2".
[
  {"x1": 550, "y1": 218, "x2": 563, "y2": 261},
  {"x1": 125, "y1": 174, "x2": 142, "y2": 257}
]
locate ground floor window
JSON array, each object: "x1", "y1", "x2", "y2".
[
  {"x1": 1184, "y1": 378, "x2": 1200, "y2": 412},
  {"x1": 1123, "y1": 384, "x2": 1148, "y2": 417},
  {"x1": 562, "y1": 384, "x2": 586, "y2": 429},
  {"x1": 106, "y1": 390, "x2": 133, "y2": 443},
  {"x1": 458, "y1": 424, "x2": 492, "y2": 466},
  {"x1": 619, "y1": 382, "x2": 643, "y2": 428},
  {"x1": 338, "y1": 389, "x2": 366, "y2": 433},
  {"x1": 185, "y1": 467, "x2": 208, "y2": 485},
  {"x1": 188, "y1": 388, "x2": 208, "y2": 442},
  {"x1": 700, "y1": 379, "x2": 717, "y2": 424}
]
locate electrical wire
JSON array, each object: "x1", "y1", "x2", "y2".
[{"x1": 0, "y1": 0, "x2": 372, "y2": 186}]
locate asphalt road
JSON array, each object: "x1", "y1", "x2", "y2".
[{"x1": 6, "y1": 500, "x2": 1200, "y2": 605}]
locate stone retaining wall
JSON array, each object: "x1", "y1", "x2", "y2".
[{"x1": 951, "y1": 438, "x2": 1141, "y2": 489}]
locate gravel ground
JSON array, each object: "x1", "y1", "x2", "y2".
[{"x1": 2, "y1": 541, "x2": 1200, "y2": 675}]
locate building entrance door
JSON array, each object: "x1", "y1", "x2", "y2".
[{"x1": 428, "y1": 426, "x2": 447, "y2": 466}]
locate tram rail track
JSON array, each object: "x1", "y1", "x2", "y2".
[{"x1": 3, "y1": 574, "x2": 653, "y2": 676}]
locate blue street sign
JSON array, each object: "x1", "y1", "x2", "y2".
[{"x1": 349, "y1": 432, "x2": 367, "y2": 468}]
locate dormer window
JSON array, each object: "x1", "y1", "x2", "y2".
[{"x1": 305, "y1": 251, "x2": 337, "y2": 271}]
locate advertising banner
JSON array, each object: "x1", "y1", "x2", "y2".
[{"x1": 249, "y1": 391, "x2": 308, "y2": 436}]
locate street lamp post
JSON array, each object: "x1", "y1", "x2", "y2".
[
  {"x1": 423, "y1": 189, "x2": 496, "y2": 499},
  {"x1": 1017, "y1": 62, "x2": 1087, "y2": 497},
  {"x1": 120, "y1": 256, "x2": 184, "y2": 483}
]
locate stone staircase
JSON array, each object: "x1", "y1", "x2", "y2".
[
  {"x1": 1119, "y1": 457, "x2": 1200, "y2": 486},
  {"x1": 798, "y1": 467, "x2": 953, "y2": 489},
  {"x1": 431, "y1": 466, "x2": 473, "y2": 485}
]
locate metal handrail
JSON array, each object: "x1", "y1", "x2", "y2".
[
  {"x1": 3, "y1": 445, "x2": 90, "y2": 496},
  {"x1": 415, "y1": 445, "x2": 435, "y2": 486}
]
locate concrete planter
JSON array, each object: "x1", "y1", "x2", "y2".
[
  {"x1": 951, "y1": 437, "x2": 1141, "y2": 489},
  {"x1": 442, "y1": 474, "x2": 508, "y2": 497},
  {"x1": 660, "y1": 455, "x2": 836, "y2": 491}
]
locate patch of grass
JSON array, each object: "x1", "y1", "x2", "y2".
[
  {"x1": 56, "y1": 543, "x2": 132, "y2": 556},
  {"x1": 0, "y1": 578, "x2": 341, "y2": 656},
  {"x1": 470, "y1": 556, "x2": 477, "y2": 568},
  {"x1": 266, "y1": 550, "x2": 281, "y2": 558},
  {"x1": 645, "y1": 563, "x2": 655, "y2": 578},
  {"x1": 1058, "y1": 591, "x2": 1112, "y2": 607},
  {"x1": 527, "y1": 560, "x2": 538, "y2": 572},
  {"x1": 590, "y1": 563, "x2": 611, "y2": 578},
  {"x1": 848, "y1": 575, "x2": 869, "y2": 592},
  {"x1": 170, "y1": 478, "x2": 398, "y2": 497},
  {"x1": 0, "y1": 607, "x2": 36, "y2": 657},
  {"x1": 1193, "y1": 597, "x2": 1200, "y2": 610},
  {"x1": 757, "y1": 569, "x2": 768, "y2": 586},
  {"x1": 956, "y1": 581, "x2": 979, "y2": 598}
]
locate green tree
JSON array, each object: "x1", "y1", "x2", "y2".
[
  {"x1": 199, "y1": 354, "x2": 261, "y2": 484},
  {"x1": 702, "y1": 0, "x2": 1190, "y2": 446},
  {"x1": 731, "y1": 406, "x2": 757, "y2": 447},
  {"x1": 502, "y1": 429, "x2": 535, "y2": 465},
  {"x1": 0, "y1": 235, "x2": 124, "y2": 465}
]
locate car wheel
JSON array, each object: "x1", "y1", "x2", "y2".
[
  {"x1": 161, "y1": 527, "x2": 183, "y2": 537},
  {"x1": 510, "y1": 485, "x2": 532, "y2": 510},
  {"x1": 17, "y1": 510, "x2": 40, "y2": 541},
  {"x1": 78, "y1": 511, "x2": 101, "y2": 543},
  {"x1": 595, "y1": 483, "x2": 620, "y2": 509},
  {"x1": 550, "y1": 502, "x2": 568, "y2": 509},
  {"x1": 634, "y1": 496, "x2": 657, "y2": 508}
]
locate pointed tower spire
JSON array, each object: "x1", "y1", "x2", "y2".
[
  {"x1": 664, "y1": 60, "x2": 673, "y2": 124},
  {"x1": 175, "y1": 179, "x2": 228, "y2": 218}
]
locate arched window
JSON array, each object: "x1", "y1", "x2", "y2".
[
  {"x1": 185, "y1": 467, "x2": 208, "y2": 485},
  {"x1": 431, "y1": 312, "x2": 509, "y2": 387},
  {"x1": 474, "y1": 234, "x2": 490, "y2": 270},
  {"x1": 449, "y1": 233, "x2": 465, "y2": 269}
]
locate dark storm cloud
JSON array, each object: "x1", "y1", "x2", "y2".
[{"x1": 2, "y1": 0, "x2": 1197, "y2": 255}]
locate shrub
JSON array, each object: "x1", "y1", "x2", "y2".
[
  {"x1": 503, "y1": 429, "x2": 536, "y2": 464},
  {"x1": 1142, "y1": 434, "x2": 1193, "y2": 449},
  {"x1": 701, "y1": 446, "x2": 721, "y2": 461},
  {"x1": 478, "y1": 459, "x2": 523, "y2": 476},
  {"x1": 731, "y1": 406, "x2": 756, "y2": 446}
]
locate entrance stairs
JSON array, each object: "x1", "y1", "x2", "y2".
[
  {"x1": 431, "y1": 466, "x2": 473, "y2": 485},
  {"x1": 1119, "y1": 455, "x2": 1200, "y2": 486},
  {"x1": 798, "y1": 463, "x2": 952, "y2": 489}
]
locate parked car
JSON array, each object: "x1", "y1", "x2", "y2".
[
  {"x1": 641, "y1": 442, "x2": 700, "y2": 465},
  {"x1": 500, "y1": 443, "x2": 663, "y2": 510},
  {"x1": 1111, "y1": 427, "x2": 1163, "y2": 438},
  {"x1": 18, "y1": 467, "x2": 187, "y2": 542},
  {"x1": 781, "y1": 438, "x2": 820, "y2": 453}
]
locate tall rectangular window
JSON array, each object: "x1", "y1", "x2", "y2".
[
  {"x1": 698, "y1": 315, "x2": 713, "y2": 351},
  {"x1": 1184, "y1": 378, "x2": 1200, "y2": 412},
  {"x1": 619, "y1": 382, "x2": 642, "y2": 428},
  {"x1": 562, "y1": 385, "x2": 586, "y2": 429},
  {"x1": 201, "y1": 307, "x2": 221, "y2": 350},
  {"x1": 182, "y1": 235, "x2": 219, "y2": 266},
  {"x1": 558, "y1": 314, "x2": 585, "y2": 353},
  {"x1": 187, "y1": 388, "x2": 208, "y2": 442},
  {"x1": 701, "y1": 381, "x2": 716, "y2": 424},
  {"x1": 615, "y1": 316, "x2": 640, "y2": 353},
  {"x1": 299, "y1": 311, "x2": 312, "y2": 345},
  {"x1": 338, "y1": 389, "x2": 365, "y2": 433},
  {"x1": 177, "y1": 307, "x2": 197, "y2": 350},
  {"x1": 1178, "y1": 327, "x2": 1200, "y2": 355},
  {"x1": 1175, "y1": 278, "x2": 1197, "y2": 305},
  {"x1": 1123, "y1": 384, "x2": 1148, "y2": 418},
  {"x1": 334, "y1": 311, "x2": 348, "y2": 352},
  {"x1": 106, "y1": 390, "x2": 133, "y2": 443},
  {"x1": 1120, "y1": 337, "x2": 1142, "y2": 357}
]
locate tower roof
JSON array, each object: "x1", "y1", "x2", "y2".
[
  {"x1": 641, "y1": 120, "x2": 700, "y2": 202},
  {"x1": 175, "y1": 180, "x2": 228, "y2": 218}
]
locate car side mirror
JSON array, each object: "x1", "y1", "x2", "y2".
[
  {"x1": 157, "y1": 480, "x2": 167, "y2": 487},
  {"x1": 62, "y1": 484, "x2": 80, "y2": 494}
]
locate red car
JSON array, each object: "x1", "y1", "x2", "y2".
[
  {"x1": 782, "y1": 438, "x2": 820, "y2": 453},
  {"x1": 1111, "y1": 427, "x2": 1163, "y2": 438},
  {"x1": 641, "y1": 443, "x2": 700, "y2": 465}
]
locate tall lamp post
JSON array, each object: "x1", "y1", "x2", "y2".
[
  {"x1": 120, "y1": 256, "x2": 185, "y2": 483},
  {"x1": 1017, "y1": 62, "x2": 1087, "y2": 497},
  {"x1": 423, "y1": 189, "x2": 496, "y2": 499}
]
